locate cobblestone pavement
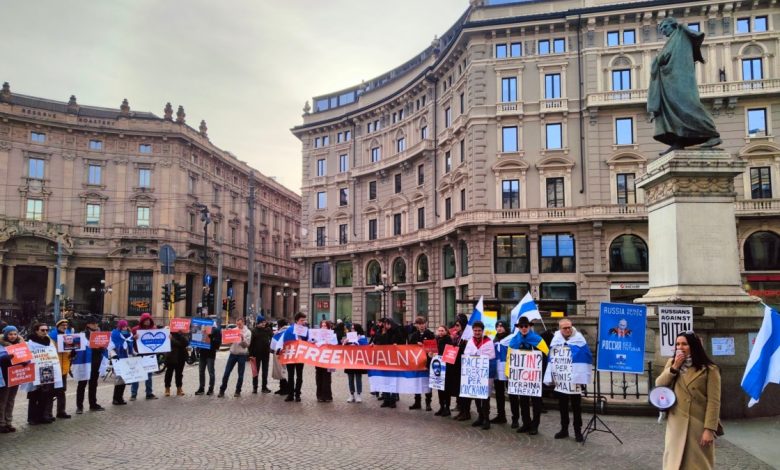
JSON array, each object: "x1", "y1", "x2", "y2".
[{"x1": 0, "y1": 352, "x2": 774, "y2": 470}]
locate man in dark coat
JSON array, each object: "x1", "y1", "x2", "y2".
[
  {"x1": 249, "y1": 315, "x2": 273, "y2": 394},
  {"x1": 408, "y1": 316, "x2": 435, "y2": 411},
  {"x1": 375, "y1": 318, "x2": 406, "y2": 408},
  {"x1": 194, "y1": 318, "x2": 222, "y2": 396}
]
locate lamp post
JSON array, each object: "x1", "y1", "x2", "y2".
[
  {"x1": 195, "y1": 203, "x2": 211, "y2": 316},
  {"x1": 373, "y1": 272, "x2": 398, "y2": 322},
  {"x1": 276, "y1": 282, "x2": 297, "y2": 318},
  {"x1": 90, "y1": 279, "x2": 112, "y2": 316}
]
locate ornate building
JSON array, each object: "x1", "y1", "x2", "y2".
[
  {"x1": 292, "y1": 0, "x2": 780, "y2": 326},
  {"x1": 0, "y1": 83, "x2": 301, "y2": 323}
]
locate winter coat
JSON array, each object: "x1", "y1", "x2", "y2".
[
  {"x1": 656, "y1": 359, "x2": 721, "y2": 470},
  {"x1": 375, "y1": 321, "x2": 406, "y2": 346},
  {"x1": 249, "y1": 326, "x2": 273, "y2": 358},
  {"x1": 198, "y1": 326, "x2": 222, "y2": 359},
  {"x1": 165, "y1": 332, "x2": 190, "y2": 367},
  {"x1": 444, "y1": 339, "x2": 467, "y2": 397},
  {"x1": 109, "y1": 329, "x2": 135, "y2": 359},
  {"x1": 0, "y1": 334, "x2": 23, "y2": 385},
  {"x1": 229, "y1": 326, "x2": 252, "y2": 355}
]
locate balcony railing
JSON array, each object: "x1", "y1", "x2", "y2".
[
  {"x1": 735, "y1": 198, "x2": 780, "y2": 213},
  {"x1": 351, "y1": 139, "x2": 434, "y2": 178},
  {"x1": 540, "y1": 98, "x2": 568, "y2": 113},
  {"x1": 496, "y1": 101, "x2": 523, "y2": 116}
]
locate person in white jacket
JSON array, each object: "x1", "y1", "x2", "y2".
[
  {"x1": 217, "y1": 317, "x2": 252, "y2": 398},
  {"x1": 462, "y1": 321, "x2": 495, "y2": 430}
]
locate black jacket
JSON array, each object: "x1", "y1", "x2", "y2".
[
  {"x1": 408, "y1": 328, "x2": 435, "y2": 344},
  {"x1": 249, "y1": 326, "x2": 273, "y2": 357},
  {"x1": 198, "y1": 327, "x2": 222, "y2": 359},
  {"x1": 375, "y1": 322, "x2": 406, "y2": 346},
  {"x1": 165, "y1": 332, "x2": 190, "y2": 366}
]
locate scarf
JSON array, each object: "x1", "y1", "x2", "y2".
[{"x1": 679, "y1": 356, "x2": 693, "y2": 375}]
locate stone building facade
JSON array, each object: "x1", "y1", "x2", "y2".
[
  {"x1": 292, "y1": 0, "x2": 780, "y2": 327},
  {"x1": 0, "y1": 84, "x2": 301, "y2": 322}
]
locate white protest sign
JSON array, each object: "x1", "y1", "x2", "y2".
[
  {"x1": 309, "y1": 328, "x2": 337, "y2": 345},
  {"x1": 136, "y1": 329, "x2": 171, "y2": 354},
  {"x1": 712, "y1": 337, "x2": 735, "y2": 356},
  {"x1": 459, "y1": 355, "x2": 490, "y2": 399},
  {"x1": 140, "y1": 354, "x2": 159, "y2": 373},
  {"x1": 27, "y1": 341, "x2": 64, "y2": 389},
  {"x1": 293, "y1": 324, "x2": 309, "y2": 337},
  {"x1": 346, "y1": 331, "x2": 359, "y2": 343},
  {"x1": 112, "y1": 357, "x2": 147, "y2": 384},
  {"x1": 57, "y1": 333, "x2": 87, "y2": 352},
  {"x1": 429, "y1": 355, "x2": 446, "y2": 391},
  {"x1": 507, "y1": 349, "x2": 543, "y2": 397},
  {"x1": 549, "y1": 345, "x2": 577, "y2": 394},
  {"x1": 658, "y1": 305, "x2": 693, "y2": 356}
]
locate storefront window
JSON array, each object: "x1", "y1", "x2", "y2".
[
  {"x1": 335, "y1": 293, "x2": 352, "y2": 322},
  {"x1": 416, "y1": 289, "x2": 429, "y2": 319},
  {"x1": 127, "y1": 271, "x2": 153, "y2": 316},
  {"x1": 335, "y1": 261, "x2": 353, "y2": 287}
]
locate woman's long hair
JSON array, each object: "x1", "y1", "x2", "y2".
[{"x1": 677, "y1": 331, "x2": 717, "y2": 370}]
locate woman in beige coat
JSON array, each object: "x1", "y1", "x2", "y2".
[{"x1": 656, "y1": 331, "x2": 721, "y2": 470}]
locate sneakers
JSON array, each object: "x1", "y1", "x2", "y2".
[
  {"x1": 347, "y1": 394, "x2": 355, "y2": 403},
  {"x1": 146, "y1": 394, "x2": 158, "y2": 400},
  {"x1": 194, "y1": 389, "x2": 205, "y2": 396},
  {"x1": 261, "y1": 388, "x2": 272, "y2": 394},
  {"x1": 129, "y1": 395, "x2": 137, "y2": 401},
  {"x1": 76, "y1": 408, "x2": 84, "y2": 415},
  {"x1": 355, "y1": 394, "x2": 362, "y2": 403},
  {"x1": 233, "y1": 392, "x2": 241, "y2": 398},
  {"x1": 554, "y1": 429, "x2": 570, "y2": 439}
]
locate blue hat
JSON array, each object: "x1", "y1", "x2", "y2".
[
  {"x1": 2, "y1": 325, "x2": 18, "y2": 335},
  {"x1": 256, "y1": 315, "x2": 265, "y2": 323}
]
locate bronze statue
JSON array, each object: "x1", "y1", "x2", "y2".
[{"x1": 648, "y1": 17, "x2": 721, "y2": 156}]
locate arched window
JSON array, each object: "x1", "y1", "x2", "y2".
[
  {"x1": 417, "y1": 254, "x2": 429, "y2": 282},
  {"x1": 443, "y1": 245, "x2": 456, "y2": 279},
  {"x1": 609, "y1": 235, "x2": 649, "y2": 272},
  {"x1": 744, "y1": 231, "x2": 780, "y2": 271},
  {"x1": 366, "y1": 260, "x2": 382, "y2": 286},
  {"x1": 392, "y1": 257, "x2": 407, "y2": 284},
  {"x1": 460, "y1": 241, "x2": 469, "y2": 276}
]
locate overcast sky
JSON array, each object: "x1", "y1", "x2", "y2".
[{"x1": 3, "y1": 0, "x2": 467, "y2": 194}]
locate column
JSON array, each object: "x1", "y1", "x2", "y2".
[
  {"x1": 0, "y1": 265, "x2": 4, "y2": 300},
  {"x1": 46, "y1": 267, "x2": 55, "y2": 304},
  {"x1": 5, "y1": 266, "x2": 14, "y2": 300}
]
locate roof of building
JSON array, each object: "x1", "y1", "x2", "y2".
[{"x1": 7, "y1": 93, "x2": 159, "y2": 120}]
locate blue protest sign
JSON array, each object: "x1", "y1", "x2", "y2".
[
  {"x1": 597, "y1": 302, "x2": 647, "y2": 374},
  {"x1": 190, "y1": 318, "x2": 216, "y2": 349}
]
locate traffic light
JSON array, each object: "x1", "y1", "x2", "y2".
[
  {"x1": 206, "y1": 292, "x2": 214, "y2": 308},
  {"x1": 162, "y1": 284, "x2": 171, "y2": 310},
  {"x1": 173, "y1": 281, "x2": 187, "y2": 303},
  {"x1": 228, "y1": 298, "x2": 236, "y2": 313},
  {"x1": 222, "y1": 299, "x2": 228, "y2": 311}
]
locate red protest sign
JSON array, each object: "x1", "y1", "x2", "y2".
[
  {"x1": 170, "y1": 318, "x2": 192, "y2": 333},
  {"x1": 422, "y1": 339, "x2": 438, "y2": 355},
  {"x1": 89, "y1": 331, "x2": 111, "y2": 349},
  {"x1": 442, "y1": 344, "x2": 459, "y2": 364},
  {"x1": 222, "y1": 329, "x2": 243, "y2": 344},
  {"x1": 8, "y1": 363, "x2": 35, "y2": 386},
  {"x1": 6, "y1": 342, "x2": 33, "y2": 365}
]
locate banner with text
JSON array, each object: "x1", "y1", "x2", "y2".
[
  {"x1": 597, "y1": 302, "x2": 647, "y2": 374},
  {"x1": 190, "y1": 318, "x2": 215, "y2": 349},
  {"x1": 548, "y1": 345, "x2": 576, "y2": 394},
  {"x1": 658, "y1": 305, "x2": 693, "y2": 357},
  {"x1": 429, "y1": 355, "x2": 446, "y2": 391},
  {"x1": 279, "y1": 340, "x2": 427, "y2": 371},
  {"x1": 136, "y1": 329, "x2": 171, "y2": 354},
  {"x1": 27, "y1": 341, "x2": 63, "y2": 389},
  {"x1": 459, "y1": 355, "x2": 490, "y2": 399},
  {"x1": 507, "y1": 349, "x2": 543, "y2": 397}
]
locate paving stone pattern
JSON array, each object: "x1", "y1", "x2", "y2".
[{"x1": 0, "y1": 352, "x2": 773, "y2": 470}]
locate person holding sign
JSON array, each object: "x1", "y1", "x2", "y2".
[
  {"x1": 75, "y1": 316, "x2": 106, "y2": 413},
  {"x1": 249, "y1": 315, "x2": 273, "y2": 394},
  {"x1": 49, "y1": 319, "x2": 74, "y2": 419},
  {"x1": 194, "y1": 317, "x2": 221, "y2": 396},
  {"x1": 130, "y1": 313, "x2": 158, "y2": 401},
  {"x1": 342, "y1": 323, "x2": 368, "y2": 403},
  {"x1": 109, "y1": 320, "x2": 136, "y2": 405},
  {"x1": 656, "y1": 332, "x2": 721, "y2": 470},
  {"x1": 433, "y1": 324, "x2": 454, "y2": 417},
  {"x1": 218, "y1": 316, "x2": 252, "y2": 398},
  {"x1": 281, "y1": 313, "x2": 310, "y2": 403},
  {"x1": 163, "y1": 330, "x2": 190, "y2": 397},
  {"x1": 408, "y1": 316, "x2": 435, "y2": 411},
  {"x1": 0, "y1": 325, "x2": 24, "y2": 433},
  {"x1": 26, "y1": 322, "x2": 58, "y2": 425},
  {"x1": 492, "y1": 321, "x2": 519, "y2": 427},
  {"x1": 543, "y1": 318, "x2": 592, "y2": 442},
  {"x1": 462, "y1": 321, "x2": 495, "y2": 430},
  {"x1": 506, "y1": 317, "x2": 548, "y2": 435}
]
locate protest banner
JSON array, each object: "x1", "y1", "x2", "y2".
[
  {"x1": 6, "y1": 342, "x2": 33, "y2": 365},
  {"x1": 429, "y1": 355, "x2": 446, "y2": 391},
  {"x1": 222, "y1": 329, "x2": 243, "y2": 344},
  {"x1": 136, "y1": 329, "x2": 171, "y2": 354},
  {"x1": 27, "y1": 340, "x2": 63, "y2": 388},
  {"x1": 548, "y1": 345, "x2": 576, "y2": 394},
  {"x1": 442, "y1": 344, "x2": 459, "y2": 364},
  {"x1": 249, "y1": 357, "x2": 259, "y2": 378},
  {"x1": 346, "y1": 331, "x2": 359, "y2": 343},
  {"x1": 279, "y1": 340, "x2": 426, "y2": 371},
  {"x1": 507, "y1": 349, "x2": 543, "y2": 397},
  {"x1": 170, "y1": 317, "x2": 192, "y2": 333},
  {"x1": 8, "y1": 363, "x2": 35, "y2": 387},
  {"x1": 309, "y1": 328, "x2": 337, "y2": 345},
  {"x1": 367, "y1": 370, "x2": 429, "y2": 394},
  {"x1": 658, "y1": 305, "x2": 693, "y2": 356},
  {"x1": 293, "y1": 324, "x2": 309, "y2": 337},
  {"x1": 112, "y1": 357, "x2": 147, "y2": 384},
  {"x1": 422, "y1": 339, "x2": 438, "y2": 355},
  {"x1": 597, "y1": 302, "x2": 647, "y2": 374},
  {"x1": 459, "y1": 355, "x2": 490, "y2": 399},
  {"x1": 57, "y1": 333, "x2": 87, "y2": 352},
  {"x1": 89, "y1": 331, "x2": 111, "y2": 349},
  {"x1": 140, "y1": 355, "x2": 159, "y2": 373},
  {"x1": 190, "y1": 318, "x2": 215, "y2": 348}
]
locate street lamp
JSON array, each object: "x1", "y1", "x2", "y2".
[
  {"x1": 373, "y1": 272, "x2": 398, "y2": 322},
  {"x1": 276, "y1": 282, "x2": 297, "y2": 317},
  {"x1": 195, "y1": 203, "x2": 211, "y2": 316},
  {"x1": 90, "y1": 279, "x2": 113, "y2": 316}
]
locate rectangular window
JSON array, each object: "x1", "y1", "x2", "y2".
[
  {"x1": 416, "y1": 289, "x2": 429, "y2": 318},
  {"x1": 496, "y1": 44, "x2": 507, "y2": 58},
  {"x1": 546, "y1": 177, "x2": 565, "y2": 208},
  {"x1": 127, "y1": 271, "x2": 153, "y2": 316},
  {"x1": 607, "y1": 31, "x2": 620, "y2": 47},
  {"x1": 737, "y1": 18, "x2": 750, "y2": 33},
  {"x1": 138, "y1": 168, "x2": 151, "y2": 188},
  {"x1": 336, "y1": 261, "x2": 353, "y2": 287},
  {"x1": 445, "y1": 107, "x2": 452, "y2": 127},
  {"x1": 418, "y1": 164, "x2": 425, "y2": 185},
  {"x1": 623, "y1": 30, "x2": 636, "y2": 44},
  {"x1": 371, "y1": 147, "x2": 381, "y2": 163},
  {"x1": 339, "y1": 154, "x2": 348, "y2": 173},
  {"x1": 540, "y1": 233, "x2": 576, "y2": 273},
  {"x1": 421, "y1": 126, "x2": 428, "y2": 140},
  {"x1": 394, "y1": 173, "x2": 402, "y2": 193},
  {"x1": 445, "y1": 197, "x2": 452, "y2": 220},
  {"x1": 538, "y1": 39, "x2": 550, "y2": 55},
  {"x1": 188, "y1": 176, "x2": 196, "y2": 194},
  {"x1": 502, "y1": 127, "x2": 518, "y2": 152},
  {"x1": 546, "y1": 123, "x2": 563, "y2": 149},
  {"x1": 502, "y1": 179, "x2": 520, "y2": 209},
  {"x1": 750, "y1": 167, "x2": 772, "y2": 199},
  {"x1": 89, "y1": 140, "x2": 103, "y2": 150},
  {"x1": 339, "y1": 224, "x2": 348, "y2": 245},
  {"x1": 312, "y1": 262, "x2": 331, "y2": 288},
  {"x1": 367, "y1": 122, "x2": 373, "y2": 133},
  {"x1": 461, "y1": 189, "x2": 466, "y2": 211},
  {"x1": 742, "y1": 58, "x2": 763, "y2": 81},
  {"x1": 28, "y1": 158, "x2": 45, "y2": 179},
  {"x1": 510, "y1": 42, "x2": 522, "y2": 57},
  {"x1": 616, "y1": 173, "x2": 636, "y2": 204},
  {"x1": 738, "y1": 16, "x2": 767, "y2": 33},
  {"x1": 88, "y1": 164, "x2": 102, "y2": 185},
  {"x1": 397, "y1": 137, "x2": 406, "y2": 153},
  {"x1": 26, "y1": 198, "x2": 43, "y2": 221},
  {"x1": 754, "y1": 16, "x2": 768, "y2": 32},
  {"x1": 418, "y1": 207, "x2": 425, "y2": 229},
  {"x1": 501, "y1": 77, "x2": 517, "y2": 102},
  {"x1": 323, "y1": 135, "x2": 330, "y2": 146},
  {"x1": 612, "y1": 69, "x2": 631, "y2": 91},
  {"x1": 615, "y1": 117, "x2": 634, "y2": 145},
  {"x1": 368, "y1": 181, "x2": 376, "y2": 200},
  {"x1": 345, "y1": 130, "x2": 351, "y2": 141},
  {"x1": 553, "y1": 38, "x2": 565, "y2": 53},
  {"x1": 136, "y1": 207, "x2": 150, "y2": 227},
  {"x1": 460, "y1": 139, "x2": 465, "y2": 162},
  {"x1": 460, "y1": 93, "x2": 465, "y2": 114},
  {"x1": 139, "y1": 144, "x2": 152, "y2": 153},
  {"x1": 316, "y1": 192, "x2": 326, "y2": 209},
  {"x1": 494, "y1": 235, "x2": 529, "y2": 274},
  {"x1": 337, "y1": 132, "x2": 343, "y2": 143},
  {"x1": 747, "y1": 108, "x2": 767, "y2": 136},
  {"x1": 540, "y1": 282, "x2": 578, "y2": 316},
  {"x1": 316, "y1": 159, "x2": 326, "y2": 176},
  {"x1": 687, "y1": 22, "x2": 700, "y2": 32},
  {"x1": 544, "y1": 73, "x2": 561, "y2": 99},
  {"x1": 339, "y1": 187, "x2": 348, "y2": 206},
  {"x1": 393, "y1": 213, "x2": 402, "y2": 236},
  {"x1": 368, "y1": 219, "x2": 377, "y2": 240},
  {"x1": 316, "y1": 226, "x2": 326, "y2": 247},
  {"x1": 30, "y1": 132, "x2": 46, "y2": 143},
  {"x1": 444, "y1": 151, "x2": 452, "y2": 173},
  {"x1": 314, "y1": 137, "x2": 321, "y2": 148}
]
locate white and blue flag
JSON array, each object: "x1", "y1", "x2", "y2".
[
  {"x1": 741, "y1": 304, "x2": 780, "y2": 407},
  {"x1": 368, "y1": 370, "x2": 429, "y2": 394},
  {"x1": 460, "y1": 296, "x2": 484, "y2": 341},
  {"x1": 511, "y1": 292, "x2": 542, "y2": 328}
]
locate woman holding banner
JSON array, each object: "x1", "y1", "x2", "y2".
[
  {"x1": 164, "y1": 330, "x2": 189, "y2": 397},
  {"x1": 314, "y1": 320, "x2": 334, "y2": 403},
  {"x1": 491, "y1": 321, "x2": 519, "y2": 427},
  {"x1": 656, "y1": 332, "x2": 721, "y2": 470},
  {"x1": 433, "y1": 324, "x2": 453, "y2": 417},
  {"x1": 343, "y1": 323, "x2": 368, "y2": 403},
  {"x1": 461, "y1": 321, "x2": 495, "y2": 430},
  {"x1": 26, "y1": 322, "x2": 58, "y2": 425},
  {"x1": 0, "y1": 325, "x2": 23, "y2": 432},
  {"x1": 448, "y1": 315, "x2": 469, "y2": 421},
  {"x1": 109, "y1": 320, "x2": 136, "y2": 405}
]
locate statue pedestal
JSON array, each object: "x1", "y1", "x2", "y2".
[{"x1": 635, "y1": 150, "x2": 778, "y2": 418}]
